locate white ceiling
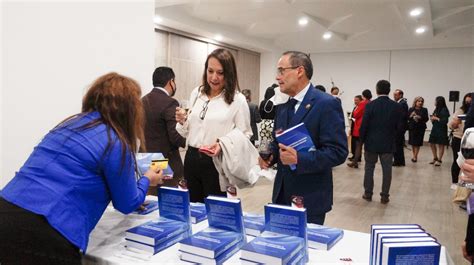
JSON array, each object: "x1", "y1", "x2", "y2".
[{"x1": 155, "y1": 0, "x2": 474, "y2": 53}]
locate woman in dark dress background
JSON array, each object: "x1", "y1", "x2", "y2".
[
  {"x1": 428, "y1": 96, "x2": 450, "y2": 166},
  {"x1": 407, "y1": 96, "x2": 429, "y2": 162}
]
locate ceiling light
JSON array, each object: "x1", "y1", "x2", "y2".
[
  {"x1": 298, "y1": 18, "x2": 308, "y2": 26},
  {"x1": 323, "y1": 32, "x2": 332, "y2": 40},
  {"x1": 214, "y1": 35, "x2": 223, "y2": 41},
  {"x1": 410, "y1": 8, "x2": 423, "y2": 17},
  {"x1": 153, "y1": 16, "x2": 163, "y2": 24},
  {"x1": 415, "y1": 26, "x2": 426, "y2": 34}
]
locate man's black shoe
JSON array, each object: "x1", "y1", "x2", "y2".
[{"x1": 362, "y1": 193, "x2": 372, "y2": 201}]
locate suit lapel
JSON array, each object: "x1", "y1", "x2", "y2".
[{"x1": 290, "y1": 85, "x2": 317, "y2": 126}]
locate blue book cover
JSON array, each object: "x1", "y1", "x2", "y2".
[
  {"x1": 190, "y1": 202, "x2": 207, "y2": 224},
  {"x1": 158, "y1": 186, "x2": 191, "y2": 228},
  {"x1": 125, "y1": 217, "x2": 190, "y2": 246},
  {"x1": 180, "y1": 238, "x2": 245, "y2": 264},
  {"x1": 132, "y1": 200, "x2": 158, "y2": 215},
  {"x1": 264, "y1": 204, "x2": 308, "y2": 262},
  {"x1": 381, "y1": 241, "x2": 440, "y2": 265},
  {"x1": 370, "y1": 224, "x2": 421, "y2": 265},
  {"x1": 372, "y1": 228, "x2": 425, "y2": 265},
  {"x1": 275, "y1": 122, "x2": 315, "y2": 170},
  {"x1": 179, "y1": 227, "x2": 245, "y2": 258},
  {"x1": 162, "y1": 165, "x2": 174, "y2": 180},
  {"x1": 375, "y1": 233, "x2": 431, "y2": 265},
  {"x1": 243, "y1": 213, "x2": 265, "y2": 236},
  {"x1": 306, "y1": 223, "x2": 344, "y2": 250},
  {"x1": 205, "y1": 196, "x2": 245, "y2": 234},
  {"x1": 136, "y1": 153, "x2": 164, "y2": 174},
  {"x1": 125, "y1": 230, "x2": 188, "y2": 255},
  {"x1": 379, "y1": 236, "x2": 436, "y2": 265}
]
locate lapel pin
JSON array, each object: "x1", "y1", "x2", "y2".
[{"x1": 305, "y1": 104, "x2": 311, "y2": 109}]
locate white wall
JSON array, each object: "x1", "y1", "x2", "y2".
[{"x1": 1, "y1": 2, "x2": 155, "y2": 188}]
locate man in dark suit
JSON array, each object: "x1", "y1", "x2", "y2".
[
  {"x1": 259, "y1": 51, "x2": 348, "y2": 225},
  {"x1": 359, "y1": 80, "x2": 402, "y2": 204},
  {"x1": 392, "y1": 89, "x2": 408, "y2": 166},
  {"x1": 242, "y1": 89, "x2": 262, "y2": 145},
  {"x1": 142, "y1": 67, "x2": 186, "y2": 190}
]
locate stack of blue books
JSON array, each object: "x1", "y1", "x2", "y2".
[
  {"x1": 190, "y1": 202, "x2": 207, "y2": 224},
  {"x1": 124, "y1": 187, "x2": 191, "y2": 254},
  {"x1": 306, "y1": 223, "x2": 344, "y2": 250},
  {"x1": 179, "y1": 196, "x2": 246, "y2": 264},
  {"x1": 240, "y1": 204, "x2": 308, "y2": 264},
  {"x1": 370, "y1": 224, "x2": 440, "y2": 265},
  {"x1": 243, "y1": 213, "x2": 265, "y2": 236}
]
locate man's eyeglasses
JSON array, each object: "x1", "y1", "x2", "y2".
[
  {"x1": 199, "y1": 100, "x2": 210, "y2": 120},
  {"x1": 276, "y1": 66, "x2": 300, "y2": 76}
]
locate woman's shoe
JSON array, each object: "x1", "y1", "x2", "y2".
[
  {"x1": 434, "y1": 160, "x2": 442, "y2": 166},
  {"x1": 411, "y1": 158, "x2": 417, "y2": 163},
  {"x1": 429, "y1": 158, "x2": 438, "y2": 164}
]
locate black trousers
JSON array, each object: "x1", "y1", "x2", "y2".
[
  {"x1": 393, "y1": 132, "x2": 406, "y2": 165},
  {"x1": 184, "y1": 147, "x2": 226, "y2": 202},
  {"x1": 351, "y1": 136, "x2": 359, "y2": 157},
  {"x1": 451, "y1": 137, "x2": 461, "y2": 183},
  {"x1": 0, "y1": 197, "x2": 81, "y2": 265}
]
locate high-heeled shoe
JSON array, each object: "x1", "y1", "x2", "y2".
[
  {"x1": 411, "y1": 158, "x2": 417, "y2": 163},
  {"x1": 429, "y1": 158, "x2": 438, "y2": 164}
]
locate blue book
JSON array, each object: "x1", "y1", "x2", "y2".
[
  {"x1": 240, "y1": 231, "x2": 304, "y2": 265},
  {"x1": 370, "y1": 224, "x2": 421, "y2": 265},
  {"x1": 241, "y1": 247, "x2": 305, "y2": 265},
  {"x1": 125, "y1": 231, "x2": 188, "y2": 254},
  {"x1": 132, "y1": 200, "x2": 158, "y2": 215},
  {"x1": 306, "y1": 223, "x2": 344, "y2": 250},
  {"x1": 125, "y1": 218, "x2": 189, "y2": 246},
  {"x1": 158, "y1": 186, "x2": 191, "y2": 235},
  {"x1": 243, "y1": 213, "x2": 265, "y2": 236},
  {"x1": 380, "y1": 241, "x2": 440, "y2": 265},
  {"x1": 136, "y1": 153, "x2": 164, "y2": 173},
  {"x1": 179, "y1": 196, "x2": 246, "y2": 259},
  {"x1": 275, "y1": 122, "x2": 315, "y2": 170},
  {"x1": 180, "y1": 238, "x2": 244, "y2": 265},
  {"x1": 190, "y1": 202, "x2": 207, "y2": 224},
  {"x1": 162, "y1": 165, "x2": 174, "y2": 180},
  {"x1": 375, "y1": 232, "x2": 431, "y2": 265}
]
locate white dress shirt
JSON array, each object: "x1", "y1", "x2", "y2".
[
  {"x1": 176, "y1": 87, "x2": 252, "y2": 148},
  {"x1": 290, "y1": 82, "x2": 311, "y2": 113}
]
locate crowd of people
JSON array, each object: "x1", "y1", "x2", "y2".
[{"x1": 0, "y1": 48, "x2": 472, "y2": 264}]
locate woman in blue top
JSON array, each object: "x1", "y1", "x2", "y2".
[{"x1": 0, "y1": 72, "x2": 163, "y2": 264}]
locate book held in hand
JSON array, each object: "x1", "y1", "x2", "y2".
[
  {"x1": 275, "y1": 122, "x2": 315, "y2": 170},
  {"x1": 306, "y1": 223, "x2": 344, "y2": 250},
  {"x1": 179, "y1": 196, "x2": 246, "y2": 263}
]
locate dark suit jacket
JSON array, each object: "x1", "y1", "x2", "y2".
[
  {"x1": 397, "y1": 98, "x2": 409, "y2": 134},
  {"x1": 248, "y1": 102, "x2": 262, "y2": 143},
  {"x1": 271, "y1": 85, "x2": 348, "y2": 217},
  {"x1": 359, "y1": 95, "x2": 402, "y2": 153},
  {"x1": 142, "y1": 88, "x2": 186, "y2": 184}
]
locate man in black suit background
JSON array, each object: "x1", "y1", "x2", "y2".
[
  {"x1": 142, "y1": 67, "x2": 186, "y2": 191},
  {"x1": 393, "y1": 89, "x2": 408, "y2": 166},
  {"x1": 359, "y1": 80, "x2": 402, "y2": 204},
  {"x1": 242, "y1": 89, "x2": 262, "y2": 145}
]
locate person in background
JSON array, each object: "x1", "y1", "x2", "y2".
[
  {"x1": 242, "y1": 89, "x2": 262, "y2": 146},
  {"x1": 347, "y1": 89, "x2": 372, "y2": 168},
  {"x1": 407, "y1": 96, "x2": 429, "y2": 162},
  {"x1": 348, "y1": 95, "x2": 363, "y2": 161},
  {"x1": 392, "y1": 89, "x2": 408, "y2": 166},
  {"x1": 0, "y1": 73, "x2": 164, "y2": 264},
  {"x1": 259, "y1": 51, "x2": 347, "y2": 225},
  {"x1": 449, "y1": 93, "x2": 472, "y2": 189},
  {"x1": 176, "y1": 48, "x2": 252, "y2": 203},
  {"x1": 315, "y1": 84, "x2": 326, "y2": 92},
  {"x1": 259, "y1": 84, "x2": 278, "y2": 142},
  {"x1": 331, "y1": 86, "x2": 341, "y2": 103},
  {"x1": 359, "y1": 80, "x2": 401, "y2": 204},
  {"x1": 428, "y1": 96, "x2": 450, "y2": 166},
  {"x1": 142, "y1": 67, "x2": 186, "y2": 191}
]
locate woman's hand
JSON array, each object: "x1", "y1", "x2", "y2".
[
  {"x1": 175, "y1": 107, "x2": 187, "y2": 125},
  {"x1": 461, "y1": 159, "x2": 474, "y2": 183},
  {"x1": 143, "y1": 168, "x2": 164, "y2": 186}
]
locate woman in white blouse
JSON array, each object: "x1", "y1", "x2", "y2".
[{"x1": 175, "y1": 48, "x2": 252, "y2": 202}]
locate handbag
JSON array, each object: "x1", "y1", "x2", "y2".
[{"x1": 452, "y1": 186, "x2": 472, "y2": 203}]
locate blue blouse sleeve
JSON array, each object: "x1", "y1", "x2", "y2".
[{"x1": 101, "y1": 139, "x2": 149, "y2": 214}]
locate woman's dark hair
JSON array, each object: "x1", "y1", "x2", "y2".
[
  {"x1": 57, "y1": 72, "x2": 145, "y2": 170},
  {"x1": 362, "y1": 89, "x2": 372, "y2": 100},
  {"x1": 201, "y1": 48, "x2": 240, "y2": 105},
  {"x1": 434, "y1": 96, "x2": 447, "y2": 111},
  {"x1": 461, "y1": 93, "x2": 472, "y2": 113}
]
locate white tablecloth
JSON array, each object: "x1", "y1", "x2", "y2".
[{"x1": 84, "y1": 204, "x2": 454, "y2": 265}]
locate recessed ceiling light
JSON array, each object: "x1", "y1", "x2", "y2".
[
  {"x1": 410, "y1": 8, "x2": 423, "y2": 17},
  {"x1": 153, "y1": 16, "x2": 162, "y2": 24},
  {"x1": 415, "y1": 26, "x2": 426, "y2": 34},
  {"x1": 298, "y1": 18, "x2": 308, "y2": 26},
  {"x1": 214, "y1": 35, "x2": 223, "y2": 41},
  {"x1": 323, "y1": 32, "x2": 332, "y2": 40}
]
